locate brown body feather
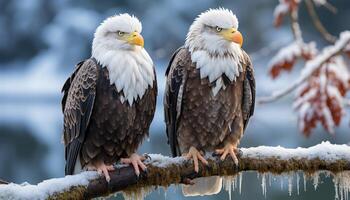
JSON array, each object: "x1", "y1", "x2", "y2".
[
  {"x1": 164, "y1": 47, "x2": 255, "y2": 156},
  {"x1": 62, "y1": 58, "x2": 157, "y2": 175}
]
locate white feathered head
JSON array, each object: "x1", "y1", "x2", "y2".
[
  {"x1": 185, "y1": 8, "x2": 243, "y2": 55},
  {"x1": 92, "y1": 13, "x2": 144, "y2": 54}
]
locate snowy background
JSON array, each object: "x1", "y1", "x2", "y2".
[{"x1": 0, "y1": 0, "x2": 349, "y2": 199}]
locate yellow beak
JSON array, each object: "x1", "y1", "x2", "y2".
[
  {"x1": 126, "y1": 31, "x2": 144, "y2": 47},
  {"x1": 220, "y1": 28, "x2": 243, "y2": 47}
]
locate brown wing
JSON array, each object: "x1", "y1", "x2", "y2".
[
  {"x1": 164, "y1": 47, "x2": 189, "y2": 157},
  {"x1": 62, "y1": 58, "x2": 99, "y2": 175},
  {"x1": 241, "y1": 51, "x2": 255, "y2": 131}
]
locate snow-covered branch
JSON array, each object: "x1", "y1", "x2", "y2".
[
  {"x1": 1, "y1": 142, "x2": 350, "y2": 200},
  {"x1": 259, "y1": 31, "x2": 350, "y2": 104}
]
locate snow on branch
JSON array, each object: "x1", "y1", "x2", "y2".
[
  {"x1": 1, "y1": 142, "x2": 350, "y2": 200},
  {"x1": 269, "y1": 41, "x2": 317, "y2": 78},
  {"x1": 259, "y1": 31, "x2": 350, "y2": 104}
]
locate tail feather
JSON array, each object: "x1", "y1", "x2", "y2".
[{"x1": 182, "y1": 176, "x2": 222, "y2": 196}]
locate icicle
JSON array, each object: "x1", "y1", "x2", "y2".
[
  {"x1": 303, "y1": 172, "x2": 307, "y2": 192},
  {"x1": 332, "y1": 171, "x2": 350, "y2": 200},
  {"x1": 123, "y1": 186, "x2": 153, "y2": 200},
  {"x1": 261, "y1": 173, "x2": 267, "y2": 197},
  {"x1": 239, "y1": 172, "x2": 243, "y2": 195},
  {"x1": 268, "y1": 173, "x2": 272, "y2": 187},
  {"x1": 163, "y1": 187, "x2": 167, "y2": 199},
  {"x1": 296, "y1": 172, "x2": 300, "y2": 195},
  {"x1": 280, "y1": 176, "x2": 284, "y2": 190},
  {"x1": 312, "y1": 172, "x2": 320, "y2": 191},
  {"x1": 223, "y1": 175, "x2": 239, "y2": 200},
  {"x1": 288, "y1": 174, "x2": 293, "y2": 196}
]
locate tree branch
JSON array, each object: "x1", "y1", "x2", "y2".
[
  {"x1": 305, "y1": 0, "x2": 337, "y2": 44},
  {"x1": 289, "y1": 7, "x2": 303, "y2": 42},
  {"x1": 258, "y1": 31, "x2": 350, "y2": 104},
  {"x1": 1, "y1": 142, "x2": 350, "y2": 199}
]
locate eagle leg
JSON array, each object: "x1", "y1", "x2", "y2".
[
  {"x1": 120, "y1": 153, "x2": 147, "y2": 177},
  {"x1": 87, "y1": 162, "x2": 115, "y2": 182},
  {"x1": 215, "y1": 143, "x2": 239, "y2": 165},
  {"x1": 183, "y1": 146, "x2": 208, "y2": 173}
]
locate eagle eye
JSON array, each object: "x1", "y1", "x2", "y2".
[
  {"x1": 215, "y1": 26, "x2": 222, "y2": 32},
  {"x1": 117, "y1": 31, "x2": 125, "y2": 36}
]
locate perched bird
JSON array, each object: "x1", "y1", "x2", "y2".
[
  {"x1": 61, "y1": 14, "x2": 157, "y2": 181},
  {"x1": 164, "y1": 8, "x2": 255, "y2": 196}
]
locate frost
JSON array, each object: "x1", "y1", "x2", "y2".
[
  {"x1": 333, "y1": 171, "x2": 350, "y2": 200},
  {"x1": 0, "y1": 171, "x2": 97, "y2": 200}
]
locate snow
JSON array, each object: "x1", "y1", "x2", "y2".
[
  {"x1": 1, "y1": 144, "x2": 350, "y2": 199},
  {"x1": 301, "y1": 31, "x2": 350, "y2": 80},
  {"x1": 241, "y1": 141, "x2": 350, "y2": 161},
  {"x1": 313, "y1": 0, "x2": 327, "y2": 6},
  {"x1": 273, "y1": 0, "x2": 289, "y2": 18},
  {"x1": 144, "y1": 154, "x2": 187, "y2": 168},
  {"x1": 268, "y1": 41, "x2": 317, "y2": 70},
  {"x1": 260, "y1": 31, "x2": 350, "y2": 104},
  {"x1": 0, "y1": 172, "x2": 97, "y2": 200}
]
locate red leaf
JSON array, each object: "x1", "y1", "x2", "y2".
[
  {"x1": 269, "y1": 42, "x2": 317, "y2": 79},
  {"x1": 294, "y1": 63, "x2": 346, "y2": 136}
]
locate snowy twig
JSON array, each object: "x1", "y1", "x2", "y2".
[
  {"x1": 1, "y1": 142, "x2": 350, "y2": 200},
  {"x1": 259, "y1": 31, "x2": 350, "y2": 104},
  {"x1": 305, "y1": 0, "x2": 337, "y2": 43},
  {"x1": 0, "y1": 179, "x2": 8, "y2": 185},
  {"x1": 289, "y1": 8, "x2": 303, "y2": 42}
]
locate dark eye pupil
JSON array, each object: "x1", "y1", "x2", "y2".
[{"x1": 216, "y1": 27, "x2": 222, "y2": 32}]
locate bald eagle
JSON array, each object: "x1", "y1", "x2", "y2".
[
  {"x1": 62, "y1": 14, "x2": 157, "y2": 181},
  {"x1": 164, "y1": 8, "x2": 255, "y2": 196}
]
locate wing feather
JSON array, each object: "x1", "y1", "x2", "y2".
[
  {"x1": 164, "y1": 47, "x2": 188, "y2": 157},
  {"x1": 241, "y1": 51, "x2": 256, "y2": 131},
  {"x1": 62, "y1": 58, "x2": 99, "y2": 175}
]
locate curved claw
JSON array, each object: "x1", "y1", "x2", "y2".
[
  {"x1": 215, "y1": 143, "x2": 239, "y2": 165},
  {"x1": 87, "y1": 162, "x2": 115, "y2": 182},
  {"x1": 183, "y1": 147, "x2": 208, "y2": 173},
  {"x1": 121, "y1": 153, "x2": 147, "y2": 177}
]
